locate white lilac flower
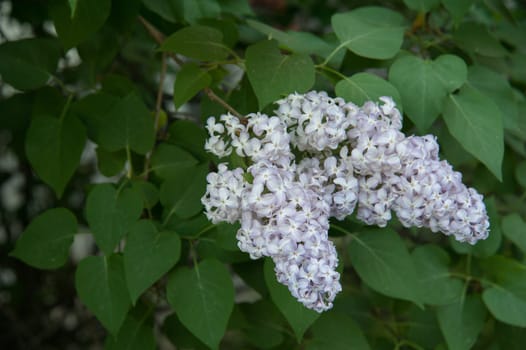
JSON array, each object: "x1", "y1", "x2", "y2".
[{"x1": 200, "y1": 91, "x2": 490, "y2": 313}]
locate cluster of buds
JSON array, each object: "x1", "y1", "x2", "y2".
[{"x1": 201, "y1": 91, "x2": 489, "y2": 312}]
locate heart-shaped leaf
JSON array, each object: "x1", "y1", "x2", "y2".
[
  {"x1": 76, "y1": 255, "x2": 131, "y2": 335},
  {"x1": 124, "y1": 220, "x2": 181, "y2": 303},
  {"x1": 86, "y1": 183, "x2": 143, "y2": 255},
  {"x1": 246, "y1": 40, "x2": 315, "y2": 109},
  {"x1": 166, "y1": 259, "x2": 234, "y2": 350}
]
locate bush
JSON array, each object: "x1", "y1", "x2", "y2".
[{"x1": 1, "y1": 0, "x2": 526, "y2": 349}]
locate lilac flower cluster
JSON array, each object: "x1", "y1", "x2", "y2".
[{"x1": 201, "y1": 91, "x2": 489, "y2": 312}]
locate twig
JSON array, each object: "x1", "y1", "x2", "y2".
[
  {"x1": 138, "y1": 16, "x2": 185, "y2": 66},
  {"x1": 154, "y1": 53, "x2": 167, "y2": 132},
  {"x1": 138, "y1": 16, "x2": 244, "y2": 118},
  {"x1": 143, "y1": 53, "x2": 167, "y2": 179},
  {"x1": 204, "y1": 87, "x2": 243, "y2": 118}
]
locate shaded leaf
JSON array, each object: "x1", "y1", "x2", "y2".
[
  {"x1": 151, "y1": 143, "x2": 198, "y2": 180},
  {"x1": 442, "y1": 0, "x2": 475, "y2": 22},
  {"x1": 167, "y1": 120, "x2": 210, "y2": 162},
  {"x1": 167, "y1": 259, "x2": 234, "y2": 350},
  {"x1": 348, "y1": 229, "x2": 423, "y2": 306},
  {"x1": 436, "y1": 295, "x2": 486, "y2": 350},
  {"x1": 468, "y1": 65, "x2": 519, "y2": 131},
  {"x1": 307, "y1": 312, "x2": 370, "y2": 350},
  {"x1": 443, "y1": 86, "x2": 504, "y2": 180},
  {"x1": 403, "y1": 0, "x2": 440, "y2": 12},
  {"x1": 50, "y1": 0, "x2": 111, "y2": 48},
  {"x1": 76, "y1": 255, "x2": 131, "y2": 335},
  {"x1": 124, "y1": 220, "x2": 181, "y2": 304},
  {"x1": 335, "y1": 72, "x2": 402, "y2": 109},
  {"x1": 263, "y1": 259, "x2": 319, "y2": 342},
  {"x1": 412, "y1": 245, "x2": 463, "y2": 305},
  {"x1": 0, "y1": 38, "x2": 61, "y2": 90},
  {"x1": 105, "y1": 303, "x2": 155, "y2": 350},
  {"x1": 331, "y1": 7, "x2": 406, "y2": 59},
  {"x1": 454, "y1": 23, "x2": 507, "y2": 57},
  {"x1": 174, "y1": 63, "x2": 212, "y2": 108},
  {"x1": 10, "y1": 208, "x2": 77, "y2": 269},
  {"x1": 502, "y1": 213, "x2": 526, "y2": 253},
  {"x1": 160, "y1": 163, "x2": 209, "y2": 220},
  {"x1": 160, "y1": 25, "x2": 229, "y2": 61},
  {"x1": 26, "y1": 114, "x2": 86, "y2": 197},
  {"x1": 96, "y1": 147, "x2": 126, "y2": 177},
  {"x1": 86, "y1": 183, "x2": 143, "y2": 255}
]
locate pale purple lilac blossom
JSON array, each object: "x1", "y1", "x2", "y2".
[{"x1": 201, "y1": 91, "x2": 489, "y2": 312}]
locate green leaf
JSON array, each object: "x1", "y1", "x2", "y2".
[
  {"x1": 50, "y1": 0, "x2": 111, "y2": 48},
  {"x1": 307, "y1": 312, "x2": 370, "y2": 350},
  {"x1": 151, "y1": 143, "x2": 198, "y2": 180},
  {"x1": 246, "y1": 19, "x2": 334, "y2": 58},
  {"x1": 453, "y1": 23, "x2": 507, "y2": 58},
  {"x1": 124, "y1": 220, "x2": 181, "y2": 304},
  {"x1": 160, "y1": 163, "x2": 209, "y2": 220},
  {"x1": 240, "y1": 300, "x2": 285, "y2": 349},
  {"x1": 331, "y1": 7, "x2": 406, "y2": 59},
  {"x1": 76, "y1": 255, "x2": 131, "y2": 335},
  {"x1": 246, "y1": 40, "x2": 315, "y2": 109},
  {"x1": 403, "y1": 0, "x2": 440, "y2": 12},
  {"x1": 219, "y1": 0, "x2": 254, "y2": 16},
  {"x1": 0, "y1": 38, "x2": 61, "y2": 91},
  {"x1": 163, "y1": 314, "x2": 208, "y2": 350},
  {"x1": 467, "y1": 65, "x2": 519, "y2": 131},
  {"x1": 502, "y1": 213, "x2": 526, "y2": 253},
  {"x1": 183, "y1": 0, "x2": 221, "y2": 23},
  {"x1": 174, "y1": 63, "x2": 212, "y2": 108},
  {"x1": 443, "y1": 86, "x2": 504, "y2": 180},
  {"x1": 482, "y1": 256, "x2": 526, "y2": 327},
  {"x1": 10, "y1": 208, "x2": 77, "y2": 269},
  {"x1": 68, "y1": 0, "x2": 78, "y2": 17},
  {"x1": 442, "y1": 0, "x2": 474, "y2": 22},
  {"x1": 141, "y1": 0, "x2": 178, "y2": 22},
  {"x1": 86, "y1": 183, "x2": 143, "y2": 255},
  {"x1": 335, "y1": 72, "x2": 402, "y2": 109},
  {"x1": 389, "y1": 54, "x2": 467, "y2": 131},
  {"x1": 263, "y1": 259, "x2": 320, "y2": 342},
  {"x1": 406, "y1": 306, "x2": 443, "y2": 349},
  {"x1": 167, "y1": 120, "x2": 210, "y2": 162},
  {"x1": 348, "y1": 229, "x2": 423, "y2": 307},
  {"x1": 515, "y1": 161, "x2": 526, "y2": 188},
  {"x1": 166, "y1": 259, "x2": 234, "y2": 350},
  {"x1": 96, "y1": 147, "x2": 126, "y2": 177},
  {"x1": 436, "y1": 295, "x2": 487, "y2": 350},
  {"x1": 432, "y1": 55, "x2": 468, "y2": 92},
  {"x1": 412, "y1": 245, "x2": 463, "y2": 305},
  {"x1": 26, "y1": 113, "x2": 87, "y2": 197},
  {"x1": 74, "y1": 92, "x2": 154, "y2": 154},
  {"x1": 105, "y1": 303, "x2": 155, "y2": 350},
  {"x1": 160, "y1": 25, "x2": 229, "y2": 61},
  {"x1": 480, "y1": 256, "x2": 526, "y2": 298},
  {"x1": 97, "y1": 92, "x2": 155, "y2": 154},
  {"x1": 228, "y1": 81, "x2": 258, "y2": 117},
  {"x1": 483, "y1": 288, "x2": 526, "y2": 328},
  {"x1": 131, "y1": 180, "x2": 159, "y2": 210}
]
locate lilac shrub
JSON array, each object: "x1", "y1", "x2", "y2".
[{"x1": 201, "y1": 91, "x2": 490, "y2": 312}]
